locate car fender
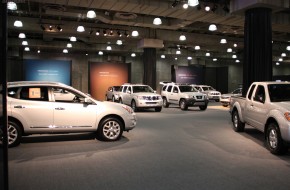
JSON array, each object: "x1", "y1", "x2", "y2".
[{"x1": 232, "y1": 101, "x2": 245, "y2": 123}]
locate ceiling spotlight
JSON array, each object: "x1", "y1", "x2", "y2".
[
  {"x1": 106, "y1": 45, "x2": 112, "y2": 50},
  {"x1": 14, "y1": 20, "x2": 23, "y2": 27},
  {"x1": 67, "y1": 43, "x2": 72, "y2": 48},
  {"x1": 87, "y1": 10, "x2": 96, "y2": 18},
  {"x1": 161, "y1": 55, "x2": 165, "y2": 58},
  {"x1": 117, "y1": 30, "x2": 122, "y2": 37},
  {"x1": 176, "y1": 50, "x2": 181, "y2": 54},
  {"x1": 172, "y1": 0, "x2": 178, "y2": 8},
  {"x1": 188, "y1": 0, "x2": 199, "y2": 7},
  {"x1": 132, "y1": 30, "x2": 139, "y2": 37},
  {"x1": 49, "y1": 25, "x2": 53, "y2": 31},
  {"x1": 18, "y1": 33, "x2": 26, "y2": 38},
  {"x1": 205, "y1": 5, "x2": 210, "y2": 11},
  {"x1": 236, "y1": 60, "x2": 240, "y2": 63},
  {"x1": 187, "y1": 56, "x2": 192, "y2": 60},
  {"x1": 183, "y1": 4, "x2": 189, "y2": 9},
  {"x1": 22, "y1": 41, "x2": 28, "y2": 46},
  {"x1": 96, "y1": 30, "x2": 100, "y2": 35},
  {"x1": 99, "y1": 51, "x2": 103, "y2": 55},
  {"x1": 287, "y1": 46, "x2": 290, "y2": 51},
  {"x1": 276, "y1": 62, "x2": 280, "y2": 66},
  {"x1": 37, "y1": 50, "x2": 41, "y2": 53},
  {"x1": 220, "y1": 39, "x2": 227, "y2": 44},
  {"x1": 70, "y1": 36, "x2": 77, "y2": 42},
  {"x1": 213, "y1": 58, "x2": 217, "y2": 61},
  {"x1": 232, "y1": 55, "x2": 237, "y2": 59},
  {"x1": 281, "y1": 53, "x2": 286, "y2": 57},
  {"x1": 195, "y1": 45, "x2": 200, "y2": 50},
  {"x1": 233, "y1": 43, "x2": 237, "y2": 47},
  {"x1": 205, "y1": 52, "x2": 210, "y2": 56},
  {"x1": 179, "y1": 34, "x2": 186, "y2": 41},
  {"x1": 131, "y1": 53, "x2": 136, "y2": 57},
  {"x1": 279, "y1": 58, "x2": 283, "y2": 62},
  {"x1": 209, "y1": 24, "x2": 217, "y2": 31},
  {"x1": 116, "y1": 40, "x2": 122, "y2": 45},
  {"x1": 77, "y1": 25, "x2": 85, "y2": 32},
  {"x1": 7, "y1": 1, "x2": 17, "y2": 10},
  {"x1": 24, "y1": 47, "x2": 30, "y2": 51},
  {"x1": 175, "y1": 57, "x2": 178, "y2": 60},
  {"x1": 153, "y1": 17, "x2": 162, "y2": 25},
  {"x1": 57, "y1": 25, "x2": 62, "y2": 32},
  {"x1": 63, "y1": 49, "x2": 68, "y2": 53},
  {"x1": 227, "y1": 48, "x2": 232, "y2": 52},
  {"x1": 110, "y1": 30, "x2": 114, "y2": 35}
]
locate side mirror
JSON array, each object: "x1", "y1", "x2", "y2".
[
  {"x1": 127, "y1": 90, "x2": 131, "y2": 94},
  {"x1": 84, "y1": 98, "x2": 93, "y2": 104}
]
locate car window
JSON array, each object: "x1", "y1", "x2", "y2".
[
  {"x1": 268, "y1": 84, "x2": 290, "y2": 102},
  {"x1": 247, "y1": 84, "x2": 256, "y2": 100},
  {"x1": 113, "y1": 86, "x2": 120, "y2": 91},
  {"x1": 167, "y1": 85, "x2": 173, "y2": 92},
  {"x1": 253, "y1": 85, "x2": 265, "y2": 103},
  {"x1": 52, "y1": 87, "x2": 85, "y2": 103},
  {"x1": 232, "y1": 88, "x2": 241, "y2": 94},
  {"x1": 133, "y1": 86, "x2": 154, "y2": 93},
  {"x1": 8, "y1": 87, "x2": 19, "y2": 98},
  {"x1": 20, "y1": 86, "x2": 48, "y2": 101},
  {"x1": 179, "y1": 86, "x2": 198, "y2": 92},
  {"x1": 173, "y1": 86, "x2": 179, "y2": 93},
  {"x1": 122, "y1": 86, "x2": 128, "y2": 92},
  {"x1": 162, "y1": 85, "x2": 167, "y2": 91}
]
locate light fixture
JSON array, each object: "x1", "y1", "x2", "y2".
[
  {"x1": 37, "y1": 50, "x2": 41, "y2": 53},
  {"x1": 209, "y1": 24, "x2": 217, "y2": 31},
  {"x1": 176, "y1": 50, "x2": 181, "y2": 54},
  {"x1": 77, "y1": 26, "x2": 85, "y2": 32},
  {"x1": 96, "y1": 30, "x2": 100, "y2": 35},
  {"x1": 18, "y1": 33, "x2": 26, "y2": 38},
  {"x1": 220, "y1": 39, "x2": 227, "y2": 44},
  {"x1": 99, "y1": 51, "x2": 103, "y2": 55},
  {"x1": 183, "y1": 4, "x2": 189, "y2": 9},
  {"x1": 63, "y1": 49, "x2": 68, "y2": 53},
  {"x1": 175, "y1": 57, "x2": 178, "y2": 60},
  {"x1": 227, "y1": 48, "x2": 232, "y2": 52},
  {"x1": 14, "y1": 20, "x2": 23, "y2": 27},
  {"x1": 70, "y1": 36, "x2": 77, "y2": 42},
  {"x1": 205, "y1": 5, "x2": 210, "y2": 11},
  {"x1": 195, "y1": 46, "x2": 200, "y2": 50},
  {"x1": 132, "y1": 30, "x2": 139, "y2": 37},
  {"x1": 40, "y1": 25, "x2": 45, "y2": 31},
  {"x1": 103, "y1": 29, "x2": 107, "y2": 36},
  {"x1": 179, "y1": 34, "x2": 186, "y2": 41},
  {"x1": 109, "y1": 29, "x2": 114, "y2": 35},
  {"x1": 153, "y1": 17, "x2": 162, "y2": 25},
  {"x1": 161, "y1": 55, "x2": 165, "y2": 58},
  {"x1": 106, "y1": 45, "x2": 112, "y2": 50},
  {"x1": 276, "y1": 62, "x2": 280, "y2": 66},
  {"x1": 49, "y1": 25, "x2": 53, "y2": 31},
  {"x1": 287, "y1": 46, "x2": 290, "y2": 51},
  {"x1": 117, "y1": 31, "x2": 122, "y2": 37},
  {"x1": 187, "y1": 56, "x2": 192, "y2": 60},
  {"x1": 172, "y1": 0, "x2": 178, "y2": 8},
  {"x1": 213, "y1": 58, "x2": 217, "y2": 61},
  {"x1": 279, "y1": 58, "x2": 283, "y2": 62},
  {"x1": 236, "y1": 60, "x2": 240, "y2": 63},
  {"x1": 67, "y1": 43, "x2": 72, "y2": 48},
  {"x1": 87, "y1": 10, "x2": 96, "y2": 18},
  {"x1": 57, "y1": 25, "x2": 62, "y2": 32},
  {"x1": 24, "y1": 47, "x2": 30, "y2": 51},
  {"x1": 22, "y1": 41, "x2": 28, "y2": 46},
  {"x1": 7, "y1": 1, "x2": 17, "y2": 10},
  {"x1": 205, "y1": 52, "x2": 210, "y2": 56},
  {"x1": 116, "y1": 40, "x2": 122, "y2": 45},
  {"x1": 125, "y1": 31, "x2": 129, "y2": 37},
  {"x1": 233, "y1": 43, "x2": 237, "y2": 47},
  {"x1": 131, "y1": 53, "x2": 136, "y2": 57},
  {"x1": 232, "y1": 55, "x2": 237, "y2": 59},
  {"x1": 211, "y1": 4, "x2": 218, "y2": 12},
  {"x1": 281, "y1": 53, "x2": 286, "y2": 57},
  {"x1": 86, "y1": 53, "x2": 88, "y2": 56},
  {"x1": 188, "y1": 0, "x2": 199, "y2": 7}
]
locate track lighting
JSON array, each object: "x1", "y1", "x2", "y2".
[
  {"x1": 40, "y1": 25, "x2": 45, "y2": 31},
  {"x1": 172, "y1": 0, "x2": 179, "y2": 8},
  {"x1": 57, "y1": 25, "x2": 62, "y2": 32}
]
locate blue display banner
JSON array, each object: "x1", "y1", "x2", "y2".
[{"x1": 24, "y1": 59, "x2": 71, "y2": 85}]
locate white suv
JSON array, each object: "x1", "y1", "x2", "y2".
[
  {"x1": 118, "y1": 84, "x2": 162, "y2": 112},
  {"x1": 3, "y1": 81, "x2": 137, "y2": 147},
  {"x1": 161, "y1": 83, "x2": 208, "y2": 110},
  {"x1": 193, "y1": 85, "x2": 221, "y2": 102}
]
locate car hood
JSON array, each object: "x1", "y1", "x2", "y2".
[
  {"x1": 134, "y1": 92, "x2": 161, "y2": 96},
  {"x1": 204, "y1": 90, "x2": 220, "y2": 94},
  {"x1": 182, "y1": 92, "x2": 205, "y2": 96},
  {"x1": 274, "y1": 102, "x2": 290, "y2": 111}
]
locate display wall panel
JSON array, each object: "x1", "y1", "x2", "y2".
[
  {"x1": 89, "y1": 62, "x2": 128, "y2": 101},
  {"x1": 23, "y1": 59, "x2": 72, "y2": 85},
  {"x1": 171, "y1": 65, "x2": 204, "y2": 84}
]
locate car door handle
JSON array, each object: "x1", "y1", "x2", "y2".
[
  {"x1": 55, "y1": 107, "x2": 65, "y2": 110},
  {"x1": 14, "y1": 105, "x2": 25, "y2": 108}
]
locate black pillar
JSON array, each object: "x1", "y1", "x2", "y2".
[
  {"x1": 143, "y1": 48, "x2": 157, "y2": 89},
  {"x1": 243, "y1": 8, "x2": 272, "y2": 95},
  {"x1": 0, "y1": 2, "x2": 9, "y2": 190}
]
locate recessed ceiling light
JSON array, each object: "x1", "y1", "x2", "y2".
[
  {"x1": 176, "y1": 50, "x2": 181, "y2": 54},
  {"x1": 153, "y1": 17, "x2": 162, "y2": 25},
  {"x1": 63, "y1": 49, "x2": 68, "y2": 53},
  {"x1": 132, "y1": 30, "x2": 139, "y2": 37},
  {"x1": 99, "y1": 51, "x2": 103, "y2": 55},
  {"x1": 116, "y1": 40, "x2": 122, "y2": 45},
  {"x1": 183, "y1": 4, "x2": 189, "y2": 9},
  {"x1": 209, "y1": 24, "x2": 217, "y2": 31},
  {"x1": 213, "y1": 58, "x2": 217, "y2": 61},
  {"x1": 70, "y1": 36, "x2": 77, "y2": 41},
  {"x1": 188, "y1": 0, "x2": 199, "y2": 7},
  {"x1": 77, "y1": 26, "x2": 85, "y2": 32},
  {"x1": 179, "y1": 34, "x2": 186, "y2": 41},
  {"x1": 161, "y1": 55, "x2": 165, "y2": 58},
  {"x1": 18, "y1": 33, "x2": 26, "y2": 38},
  {"x1": 106, "y1": 46, "x2": 112, "y2": 50},
  {"x1": 220, "y1": 39, "x2": 227, "y2": 44},
  {"x1": 22, "y1": 41, "x2": 28, "y2": 46},
  {"x1": 7, "y1": 1, "x2": 17, "y2": 10},
  {"x1": 232, "y1": 55, "x2": 237, "y2": 58},
  {"x1": 187, "y1": 56, "x2": 192, "y2": 60},
  {"x1": 14, "y1": 20, "x2": 23, "y2": 27},
  {"x1": 67, "y1": 43, "x2": 72, "y2": 48},
  {"x1": 87, "y1": 10, "x2": 96, "y2": 18},
  {"x1": 24, "y1": 47, "x2": 30, "y2": 51},
  {"x1": 205, "y1": 52, "x2": 210, "y2": 56},
  {"x1": 195, "y1": 46, "x2": 200, "y2": 50},
  {"x1": 131, "y1": 53, "x2": 136, "y2": 57},
  {"x1": 227, "y1": 48, "x2": 232, "y2": 52}
]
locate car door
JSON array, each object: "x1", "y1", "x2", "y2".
[
  {"x1": 9, "y1": 86, "x2": 54, "y2": 133},
  {"x1": 123, "y1": 86, "x2": 132, "y2": 105},
  {"x1": 168, "y1": 86, "x2": 179, "y2": 104},
  {"x1": 244, "y1": 85, "x2": 268, "y2": 130},
  {"x1": 51, "y1": 87, "x2": 98, "y2": 133}
]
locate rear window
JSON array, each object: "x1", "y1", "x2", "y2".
[{"x1": 268, "y1": 84, "x2": 290, "y2": 102}]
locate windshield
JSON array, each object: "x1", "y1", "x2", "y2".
[
  {"x1": 268, "y1": 84, "x2": 290, "y2": 102},
  {"x1": 133, "y1": 86, "x2": 154, "y2": 93},
  {"x1": 179, "y1": 86, "x2": 198, "y2": 92}
]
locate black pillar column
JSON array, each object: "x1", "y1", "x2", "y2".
[
  {"x1": 143, "y1": 48, "x2": 157, "y2": 89},
  {"x1": 243, "y1": 8, "x2": 272, "y2": 95},
  {"x1": 0, "y1": 2, "x2": 9, "y2": 190}
]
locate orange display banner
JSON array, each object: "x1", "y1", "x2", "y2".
[
  {"x1": 90, "y1": 62, "x2": 129, "y2": 101},
  {"x1": 29, "y1": 88, "x2": 41, "y2": 98}
]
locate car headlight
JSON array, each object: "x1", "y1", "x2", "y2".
[
  {"x1": 284, "y1": 112, "x2": 290, "y2": 121},
  {"x1": 137, "y1": 96, "x2": 145, "y2": 100},
  {"x1": 122, "y1": 105, "x2": 134, "y2": 114}
]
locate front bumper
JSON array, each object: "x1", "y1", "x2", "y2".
[
  {"x1": 185, "y1": 98, "x2": 208, "y2": 106},
  {"x1": 136, "y1": 100, "x2": 163, "y2": 108}
]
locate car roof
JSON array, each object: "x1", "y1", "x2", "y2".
[{"x1": 8, "y1": 81, "x2": 71, "y2": 89}]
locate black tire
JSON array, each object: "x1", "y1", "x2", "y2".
[
  {"x1": 7, "y1": 120, "x2": 22, "y2": 147},
  {"x1": 266, "y1": 123, "x2": 287, "y2": 155},
  {"x1": 131, "y1": 100, "x2": 138, "y2": 112},
  {"x1": 155, "y1": 107, "x2": 162, "y2": 112},
  {"x1": 232, "y1": 110, "x2": 245, "y2": 132},
  {"x1": 199, "y1": 105, "x2": 207, "y2": 110},
  {"x1": 180, "y1": 99, "x2": 188, "y2": 110},
  {"x1": 112, "y1": 96, "x2": 115, "y2": 102},
  {"x1": 97, "y1": 117, "x2": 123, "y2": 141},
  {"x1": 163, "y1": 97, "x2": 169, "y2": 108}
]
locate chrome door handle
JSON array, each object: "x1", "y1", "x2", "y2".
[
  {"x1": 55, "y1": 107, "x2": 65, "y2": 110},
  {"x1": 14, "y1": 105, "x2": 25, "y2": 108}
]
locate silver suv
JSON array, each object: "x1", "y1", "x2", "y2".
[
  {"x1": 161, "y1": 83, "x2": 208, "y2": 110},
  {"x1": 117, "y1": 84, "x2": 162, "y2": 112},
  {"x1": 3, "y1": 81, "x2": 137, "y2": 147},
  {"x1": 192, "y1": 85, "x2": 221, "y2": 102}
]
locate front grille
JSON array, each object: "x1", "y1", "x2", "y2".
[
  {"x1": 196, "y1": 96, "x2": 203, "y2": 99},
  {"x1": 143, "y1": 96, "x2": 159, "y2": 100}
]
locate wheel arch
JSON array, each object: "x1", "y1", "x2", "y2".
[
  {"x1": 8, "y1": 116, "x2": 24, "y2": 135},
  {"x1": 264, "y1": 117, "x2": 279, "y2": 139},
  {"x1": 98, "y1": 114, "x2": 125, "y2": 131},
  {"x1": 231, "y1": 104, "x2": 244, "y2": 123}
]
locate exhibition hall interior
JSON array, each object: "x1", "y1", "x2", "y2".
[{"x1": 1, "y1": 0, "x2": 290, "y2": 190}]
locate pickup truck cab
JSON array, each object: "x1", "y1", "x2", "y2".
[{"x1": 230, "y1": 81, "x2": 290, "y2": 154}]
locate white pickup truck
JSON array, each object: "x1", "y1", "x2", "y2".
[{"x1": 230, "y1": 81, "x2": 290, "y2": 155}]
